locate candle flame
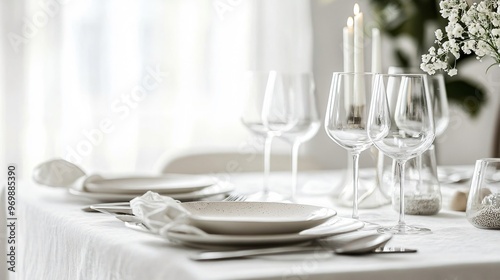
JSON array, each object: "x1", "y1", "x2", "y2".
[
  {"x1": 347, "y1": 17, "x2": 353, "y2": 27},
  {"x1": 354, "y1": 3, "x2": 360, "y2": 15}
]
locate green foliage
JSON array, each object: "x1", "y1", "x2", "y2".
[
  {"x1": 446, "y1": 79, "x2": 487, "y2": 118},
  {"x1": 369, "y1": 0, "x2": 487, "y2": 118}
]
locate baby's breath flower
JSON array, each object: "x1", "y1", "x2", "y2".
[
  {"x1": 422, "y1": 0, "x2": 500, "y2": 76},
  {"x1": 435, "y1": 29, "x2": 444, "y2": 40}
]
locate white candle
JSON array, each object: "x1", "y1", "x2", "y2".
[
  {"x1": 372, "y1": 28, "x2": 382, "y2": 73},
  {"x1": 353, "y1": 3, "x2": 365, "y2": 106},
  {"x1": 343, "y1": 17, "x2": 354, "y2": 111},
  {"x1": 343, "y1": 17, "x2": 354, "y2": 73}
]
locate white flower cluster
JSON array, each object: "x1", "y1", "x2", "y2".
[{"x1": 421, "y1": 0, "x2": 500, "y2": 76}]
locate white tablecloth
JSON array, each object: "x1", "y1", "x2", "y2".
[{"x1": 8, "y1": 171, "x2": 500, "y2": 280}]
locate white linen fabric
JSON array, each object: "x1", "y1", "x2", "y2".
[{"x1": 18, "y1": 171, "x2": 500, "y2": 280}]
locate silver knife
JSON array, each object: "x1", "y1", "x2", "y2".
[
  {"x1": 191, "y1": 246, "x2": 318, "y2": 261},
  {"x1": 82, "y1": 202, "x2": 132, "y2": 215},
  {"x1": 191, "y1": 246, "x2": 417, "y2": 261}
]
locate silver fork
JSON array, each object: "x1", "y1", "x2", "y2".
[{"x1": 223, "y1": 193, "x2": 247, "y2": 202}]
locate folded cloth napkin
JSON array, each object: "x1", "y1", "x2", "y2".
[
  {"x1": 32, "y1": 159, "x2": 86, "y2": 188},
  {"x1": 32, "y1": 158, "x2": 106, "y2": 193},
  {"x1": 130, "y1": 191, "x2": 207, "y2": 238}
]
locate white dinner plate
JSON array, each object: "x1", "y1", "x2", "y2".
[
  {"x1": 165, "y1": 217, "x2": 364, "y2": 246},
  {"x1": 68, "y1": 182, "x2": 234, "y2": 202},
  {"x1": 84, "y1": 174, "x2": 215, "y2": 194},
  {"x1": 181, "y1": 201, "x2": 337, "y2": 235}
]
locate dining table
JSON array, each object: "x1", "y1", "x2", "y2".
[{"x1": 5, "y1": 168, "x2": 500, "y2": 280}]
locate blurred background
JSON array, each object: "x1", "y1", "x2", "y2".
[{"x1": 1, "y1": 0, "x2": 499, "y2": 178}]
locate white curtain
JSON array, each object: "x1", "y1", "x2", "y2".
[{"x1": 0, "y1": 0, "x2": 313, "y2": 178}]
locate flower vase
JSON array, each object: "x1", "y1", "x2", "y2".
[{"x1": 494, "y1": 102, "x2": 500, "y2": 158}]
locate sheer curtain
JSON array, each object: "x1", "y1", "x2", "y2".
[{"x1": 1, "y1": 0, "x2": 313, "y2": 178}]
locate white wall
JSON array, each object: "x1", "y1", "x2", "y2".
[{"x1": 436, "y1": 62, "x2": 500, "y2": 166}]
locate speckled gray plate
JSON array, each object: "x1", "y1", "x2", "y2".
[
  {"x1": 181, "y1": 201, "x2": 337, "y2": 235},
  {"x1": 165, "y1": 217, "x2": 363, "y2": 246}
]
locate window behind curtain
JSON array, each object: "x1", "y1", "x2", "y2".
[{"x1": 1, "y1": 0, "x2": 313, "y2": 176}]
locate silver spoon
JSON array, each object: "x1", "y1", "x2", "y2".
[
  {"x1": 330, "y1": 233, "x2": 392, "y2": 255},
  {"x1": 192, "y1": 233, "x2": 415, "y2": 261}
]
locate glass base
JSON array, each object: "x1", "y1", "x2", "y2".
[{"x1": 377, "y1": 224, "x2": 431, "y2": 235}]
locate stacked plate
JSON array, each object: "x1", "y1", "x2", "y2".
[
  {"x1": 164, "y1": 201, "x2": 364, "y2": 247},
  {"x1": 69, "y1": 174, "x2": 234, "y2": 202}
]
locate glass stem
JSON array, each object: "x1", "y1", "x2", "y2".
[
  {"x1": 351, "y1": 152, "x2": 360, "y2": 220},
  {"x1": 416, "y1": 154, "x2": 423, "y2": 193},
  {"x1": 397, "y1": 159, "x2": 408, "y2": 228},
  {"x1": 263, "y1": 134, "x2": 275, "y2": 194},
  {"x1": 291, "y1": 141, "x2": 301, "y2": 202}
]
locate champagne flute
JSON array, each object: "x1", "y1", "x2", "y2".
[
  {"x1": 367, "y1": 73, "x2": 435, "y2": 234},
  {"x1": 279, "y1": 73, "x2": 320, "y2": 201},
  {"x1": 325, "y1": 72, "x2": 375, "y2": 220},
  {"x1": 241, "y1": 71, "x2": 296, "y2": 201}
]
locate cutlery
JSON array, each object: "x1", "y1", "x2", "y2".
[
  {"x1": 124, "y1": 221, "x2": 151, "y2": 232},
  {"x1": 81, "y1": 202, "x2": 132, "y2": 214},
  {"x1": 372, "y1": 247, "x2": 417, "y2": 253},
  {"x1": 191, "y1": 233, "x2": 416, "y2": 261},
  {"x1": 329, "y1": 233, "x2": 392, "y2": 255},
  {"x1": 87, "y1": 204, "x2": 151, "y2": 231},
  {"x1": 192, "y1": 246, "x2": 416, "y2": 261},
  {"x1": 83, "y1": 192, "x2": 245, "y2": 214},
  {"x1": 192, "y1": 245, "x2": 317, "y2": 261},
  {"x1": 222, "y1": 193, "x2": 247, "y2": 202}
]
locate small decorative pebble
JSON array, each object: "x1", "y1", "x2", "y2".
[{"x1": 393, "y1": 194, "x2": 441, "y2": 215}]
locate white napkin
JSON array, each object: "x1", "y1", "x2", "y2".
[
  {"x1": 32, "y1": 159, "x2": 86, "y2": 188},
  {"x1": 130, "y1": 191, "x2": 207, "y2": 238},
  {"x1": 31, "y1": 159, "x2": 105, "y2": 192}
]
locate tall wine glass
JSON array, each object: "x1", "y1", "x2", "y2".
[
  {"x1": 241, "y1": 71, "x2": 296, "y2": 201},
  {"x1": 325, "y1": 72, "x2": 375, "y2": 220},
  {"x1": 279, "y1": 73, "x2": 320, "y2": 201},
  {"x1": 388, "y1": 67, "x2": 449, "y2": 136},
  {"x1": 367, "y1": 73, "x2": 435, "y2": 234},
  {"x1": 387, "y1": 68, "x2": 449, "y2": 207}
]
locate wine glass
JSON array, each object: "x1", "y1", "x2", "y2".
[
  {"x1": 388, "y1": 67, "x2": 449, "y2": 136},
  {"x1": 387, "y1": 68, "x2": 449, "y2": 212},
  {"x1": 429, "y1": 73, "x2": 449, "y2": 137},
  {"x1": 241, "y1": 71, "x2": 297, "y2": 201},
  {"x1": 279, "y1": 72, "x2": 320, "y2": 201},
  {"x1": 325, "y1": 72, "x2": 375, "y2": 220},
  {"x1": 367, "y1": 73, "x2": 435, "y2": 234}
]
